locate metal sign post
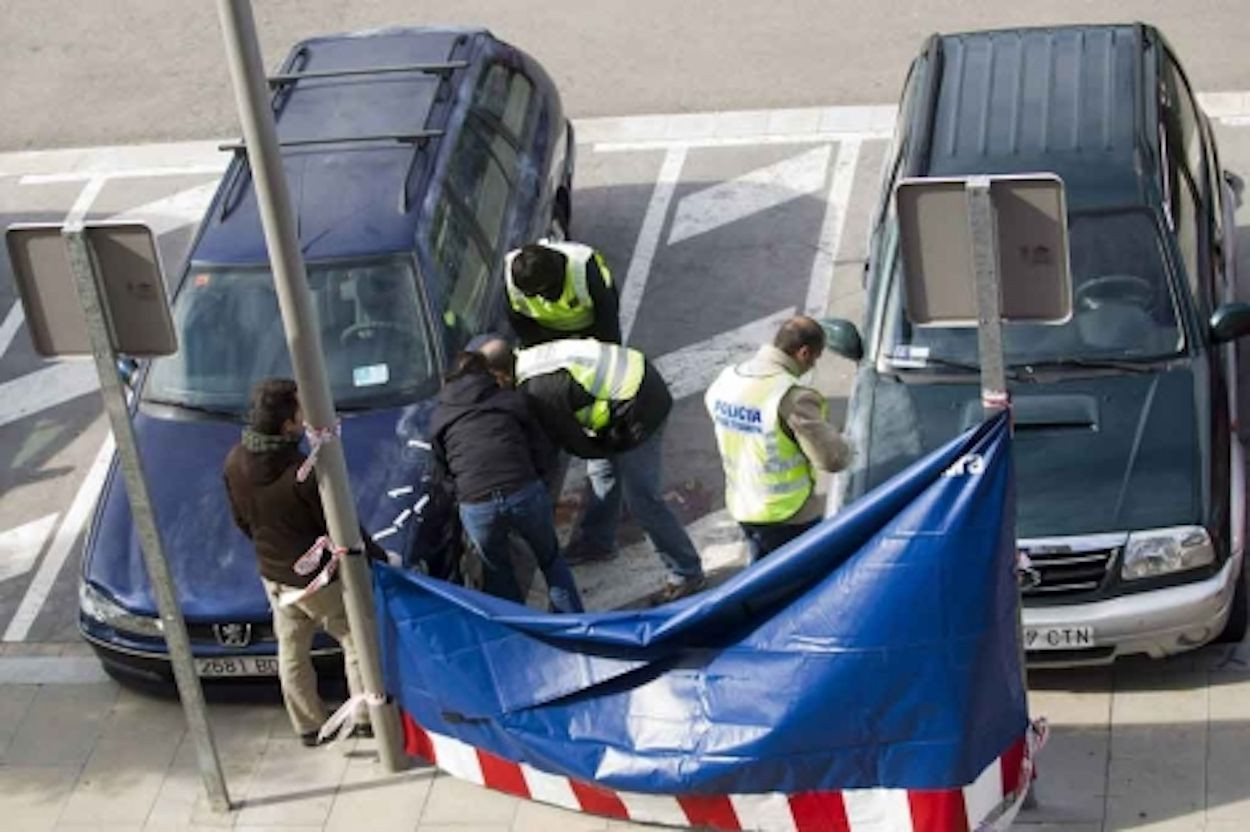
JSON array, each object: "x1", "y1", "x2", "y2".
[
  {"x1": 895, "y1": 173, "x2": 1073, "y2": 737},
  {"x1": 966, "y1": 176, "x2": 1009, "y2": 418},
  {"x1": 214, "y1": 0, "x2": 405, "y2": 771},
  {"x1": 61, "y1": 224, "x2": 231, "y2": 812}
]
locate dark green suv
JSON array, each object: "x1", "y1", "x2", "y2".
[{"x1": 830, "y1": 23, "x2": 1250, "y2": 666}]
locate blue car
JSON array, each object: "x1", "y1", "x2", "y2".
[{"x1": 78, "y1": 26, "x2": 575, "y2": 686}]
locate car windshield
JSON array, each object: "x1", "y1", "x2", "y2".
[
  {"x1": 879, "y1": 209, "x2": 1185, "y2": 370},
  {"x1": 145, "y1": 257, "x2": 437, "y2": 412}
]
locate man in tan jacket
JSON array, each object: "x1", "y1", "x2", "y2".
[{"x1": 705, "y1": 316, "x2": 852, "y2": 561}]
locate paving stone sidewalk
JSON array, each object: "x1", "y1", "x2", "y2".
[{"x1": 3, "y1": 639, "x2": 1250, "y2": 831}]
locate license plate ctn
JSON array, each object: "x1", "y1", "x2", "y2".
[
  {"x1": 195, "y1": 656, "x2": 279, "y2": 677},
  {"x1": 1023, "y1": 626, "x2": 1095, "y2": 651}
]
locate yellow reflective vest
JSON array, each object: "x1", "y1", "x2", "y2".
[
  {"x1": 705, "y1": 365, "x2": 814, "y2": 523},
  {"x1": 504, "y1": 241, "x2": 612, "y2": 332},
  {"x1": 516, "y1": 339, "x2": 644, "y2": 431}
]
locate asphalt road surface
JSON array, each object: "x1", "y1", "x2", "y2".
[{"x1": 2, "y1": 1, "x2": 1250, "y2": 149}]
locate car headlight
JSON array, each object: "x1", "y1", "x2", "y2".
[
  {"x1": 79, "y1": 582, "x2": 164, "y2": 637},
  {"x1": 1121, "y1": 526, "x2": 1215, "y2": 580}
]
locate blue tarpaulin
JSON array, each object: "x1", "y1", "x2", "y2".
[{"x1": 374, "y1": 413, "x2": 1026, "y2": 795}]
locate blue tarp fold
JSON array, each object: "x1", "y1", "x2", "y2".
[{"x1": 375, "y1": 413, "x2": 1027, "y2": 794}]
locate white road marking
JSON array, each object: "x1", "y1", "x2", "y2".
[
  {"x1": 4, "y1": 433, "x2": 115, "y2": 641},
  {"x1": 0, "y1": 655, "x2": 110, "y2": 684},
  {"x1": 20, "y1": 164, "x2": 225, "y2": 184},
  {"x1": 0, "y1": 301, "x2": 25, "y2": 359},
  {"x1": 0, "y1": 361, "x2": 99, "y2": 430},
  {"x1": 667, "y1": 145, "x2": 832, "y2": 246},
  {"x1": 108, "y1": 180, "x2": 220, "y2": 238},
  {"x1": 64, "y1": 176, "x2": 107, "y2": 225},
  {"x1": 596, "y1": 131, "x2": 891, "y2": 153},
  {"x1": 656, "y1": 307, "x2": 796, "y2": 401},
  {"x1": 805, "y1": 138, "x2": 862, "y2": 317},
  {"x1": 0, "y1": 513, "x2": 59, "y2": 583},
  {"x1": 620, "y1": 145, "x2": 687, "y2": 343}
]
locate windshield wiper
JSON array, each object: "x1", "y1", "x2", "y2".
[
  {"x1": 885, "y1": 355, "x2": 979, "y2": 373},
  {"x1": 142, "y1": 398, "x2": 241, "y2": 418},
  {"x1": 1010, "y1": 357, "x2": 1164, "y2": 376}
]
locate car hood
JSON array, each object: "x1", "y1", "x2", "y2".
[
  {"x1": 852, "y1": 367, "x2": 1204, "y2": 538},
  {"x1": 83, "y1": 400, "x2": 437, "y2": 621}
]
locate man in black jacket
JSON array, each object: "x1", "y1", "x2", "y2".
[
  {"x1": 478, "y1": 336, "x2": 706, "y2": 603},
  {"x1": 429, "y1": 351, "x2": 583, "y2": 612},
  {"x1": 223, "y1": 378, "x2": 375, "y2": 747}
]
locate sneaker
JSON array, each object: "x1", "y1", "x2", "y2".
[
  {"x1": 653, "y1": 575, "x2": 708, "y2": 605},
  {"x1": 300, "y1": 730, "x2": 325, "y2": 748},
  {"x1": 349, "y1": 723, "x2": 374, "y2": 739},
  {"x1": 563, "y1": 541, "x2": 616, "y2": 566}
]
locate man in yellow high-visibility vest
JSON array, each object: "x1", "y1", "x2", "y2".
[
  {"x1": 705, "y1": 316, "x2": 852, "y2": 561},
  {"x1": 505, "y1": 241, "x2": 620, "y2": 347}
]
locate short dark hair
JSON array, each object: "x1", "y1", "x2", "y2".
[
  {"x1": 510, "y1": 244, "x2": 566, "y2": 295},
  {"x1": 444, "y1": 351, "x2": 490, "y2": 382},
  {"x1": 248, "y1": 378, "x2": 299, "y2": 435},
  {"x1": 475, "y1": 336, "x2": 515, "y2": 377},
  {"x1": 773, "y1": 316, "x2": 826, "y2": 357}
]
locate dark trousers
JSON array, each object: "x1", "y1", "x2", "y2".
[
  {"x1": 458, "y1": 480, "x2": 584, "y2": 613},
  {"x1": 739, "y1": 518, "x2": 820, "y2": 563}
]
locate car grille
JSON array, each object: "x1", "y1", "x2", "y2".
[
  {"x1": 1021, "y1": 546, "x2": 1116, "y2": 598},
  {"x1": 185, "y1": 621, "x2": 275, "y2": 645}
]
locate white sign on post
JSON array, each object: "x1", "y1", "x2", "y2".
[
  {"x1": 895, "y1": 174, "x2": 1073, "y2": 327},
  {"x1": 6, "y1": 221, "x2": 177, "y2": 358}
]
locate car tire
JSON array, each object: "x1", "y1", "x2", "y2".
[{"x1": 1214, "y1": 559, "x2": 1248, "y2": 644}]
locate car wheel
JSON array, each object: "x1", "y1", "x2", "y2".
[{"x1": 1215, "y1": 559, "x2": 1248, "y2": 644}]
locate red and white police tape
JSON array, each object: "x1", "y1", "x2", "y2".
[
  {"x1": 277, "y1": 535, "x2": 346, "y2": 607},
  {"x1": 296, "y1": 420, "x2": 342, "y2": 483},
  {"x1": 399, "y1": 712, "x2": 1048, "y2": 831}
]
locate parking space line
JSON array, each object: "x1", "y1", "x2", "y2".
[
  {"x1": 0, "y1": 362, "x2": 99, "y2": 430},
  {"x1": 595, "y1": 131, "x2": 891, "y2": 153},
  {"x1": 0, "y1": 302, "x2": 24, "y2": 359},
  {"x1": 620, "y1": 145, "x2": 687, "y2": 343},
  {"x1": 3, "y1": 433, "x2": 114, "y2": 641},
  {"x1": 63, "y1": 176, "x2": 107, "y2": 225},
  {"x1": 805, "y1": 138, "x2": 862, "y2": 317},
  {"x1": 21, "y1": 164, "x2": 226, "y2": 185}
]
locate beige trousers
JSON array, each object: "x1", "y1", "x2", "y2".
[{"x1": 262, "y1": 577, "x2": 365, "y2": 736}]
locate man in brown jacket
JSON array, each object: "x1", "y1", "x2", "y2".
[
  {"x1": 223, "y1": 378, "x2": 371, "y2": 746},
  {"x1": 705, "y1": 316, "x2": 853, "y2": 561}
]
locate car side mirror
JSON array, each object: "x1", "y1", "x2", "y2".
[
  {"x1": 116, "y1": 355, "x2": 139, "y2": 389},
  {"x1": 1210, "y1": 303, "x2": 1250, "y2": 344},
  {"x1": 819, "y1": 318, "x2": 864, "y2": 362}
]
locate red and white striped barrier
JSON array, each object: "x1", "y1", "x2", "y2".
[{"x1": 400, "y1": 713, "x2": 1045, "y2": 831}]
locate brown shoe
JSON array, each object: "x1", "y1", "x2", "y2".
[{"x1": 653, "y1": 575, "x2": 707, "y2": 605}]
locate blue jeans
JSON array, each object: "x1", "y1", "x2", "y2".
[
  {"x1": 458, "y1": 480, "x2": 584, "y2": 613},
  {"x1": 576, "y1": 427, "x2": 704, "y2": 582},
  {"x1": 740, "y1": 519, "x2": 820, "y2": 563}
]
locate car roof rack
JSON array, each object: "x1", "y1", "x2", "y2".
[
  {"x1": 218, "y1": 56, "x2": 467, "y2": 221},
  {"x1": 266, "y1": 61, "x2": 468, "y2": 86},
  {"x1": 217, "y1": 131, "x2": 444, "y2": 152}
]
